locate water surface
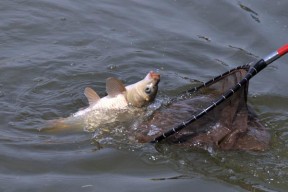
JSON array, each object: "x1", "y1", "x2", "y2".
[{"x1": 1, "y1": 0, "x2": 288, "y2": 191}]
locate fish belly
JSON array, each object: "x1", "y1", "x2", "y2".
[
  {"x1": 73, "y1": 94, "x2": 128, "y2": 117},
  {"x1": 42, "y1": 94, "x2": 129, "y2": 132}
]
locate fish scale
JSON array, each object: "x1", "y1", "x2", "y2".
[{"x1": 45, "y1": 71, "x2": 160, "y2": 131}]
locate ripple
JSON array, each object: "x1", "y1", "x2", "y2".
[
  {"x1": 1, "y1": 0, "x2": 288, "y2": 191},
  {"x1": 239, "y1": 3, "x2": 260, "y2": 23}
]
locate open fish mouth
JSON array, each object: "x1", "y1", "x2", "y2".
[{"x1": 148, "y1": 71, "x2": 160, "y2": 84}]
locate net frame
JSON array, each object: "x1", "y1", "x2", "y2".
[{"x1": 151, "y1": 44, "x2": 288, "y2": 143}]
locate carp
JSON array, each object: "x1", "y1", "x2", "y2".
[{"x1": 46, "y1": 71, "x2": 160, "y2": 131}]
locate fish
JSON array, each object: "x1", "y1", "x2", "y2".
[{"x1": 45, "y1": 71, "x2": 160, "y2": 131}]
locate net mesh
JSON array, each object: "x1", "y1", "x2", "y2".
[{"x1": 137, "y1": 66, "x2": 270, "y2": 151}]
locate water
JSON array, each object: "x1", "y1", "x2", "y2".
[{"x1": 1, "y1": 0, "x2": 288, "y2": 191}]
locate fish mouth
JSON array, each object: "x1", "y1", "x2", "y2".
[{"x1": 149, "y1": 71, "x2": 160, "y2": 83}]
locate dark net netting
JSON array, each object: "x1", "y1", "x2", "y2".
[{"x1": 136, "y1": 65, "x2": 270, "y2": 151}]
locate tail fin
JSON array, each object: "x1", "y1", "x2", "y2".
[{"x1": 40, "y1": 117, "x2": 83, "y2": 132}]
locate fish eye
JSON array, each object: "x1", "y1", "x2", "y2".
[{"x1": 145, "y1": 87, "x2": 152, "y2": 94}]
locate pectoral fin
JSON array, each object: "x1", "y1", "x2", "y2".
[
  {"x1": 84, "y1": 87, "x2": 101, "y2": 105},
  {"x1": 106, "y1": 77, "x2": 126, "y2": 97}
]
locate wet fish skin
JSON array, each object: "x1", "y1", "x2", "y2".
[
  {"x1": 45, "y1": 71, "x2": 160, "y2": 131},
  {"x1": 74, "y1": 71, "x2": 160, "y2": 117}
]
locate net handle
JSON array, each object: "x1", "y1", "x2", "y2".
[
  {"x1": 263, "y1": 44, "x2": 288, "y2": 64},
  {"x1": 151, "y1": 44, "x2": 288, "y2": 143}
]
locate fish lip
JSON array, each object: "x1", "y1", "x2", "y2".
[{"x1": 149, "y1": 71, "x2": 160, "y2": 82}]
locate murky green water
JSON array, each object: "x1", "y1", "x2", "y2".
[{"x1": 1, "y1": 0, "x2": 288, "y2": 191}]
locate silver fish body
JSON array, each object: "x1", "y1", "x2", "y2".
[{"x1": 46, "y1": 71, "x2": 160, "y2": 131}]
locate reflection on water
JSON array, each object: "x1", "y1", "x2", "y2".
[{"x1": 1, "y1": 0, "x2": 288, "y2": 191}]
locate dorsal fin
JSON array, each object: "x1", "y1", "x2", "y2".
[
  {"x1": 84, "y1": 87, "x2": 101, "y2": 105},
  {"x1": 106, "y1": 77, "x2": 126, "y2": 97}
]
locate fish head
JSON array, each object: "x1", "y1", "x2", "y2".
[{"x1": 126, "y1": 71, "x2": 160, "y2": 107}]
